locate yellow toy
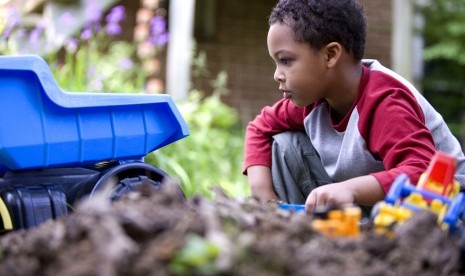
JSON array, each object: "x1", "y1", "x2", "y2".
[{"x1": 372, "y1": 151, "x2": 465, "y2": 235}]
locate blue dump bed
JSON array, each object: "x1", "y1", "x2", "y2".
[{"x1": 0, "y1": 55, "x2": 189, "y2": 172}]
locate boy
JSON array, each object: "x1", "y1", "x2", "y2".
[{"x1": 243, "y1": 0, "x2": 465, "y2": 212}]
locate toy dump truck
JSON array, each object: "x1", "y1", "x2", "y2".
[
  {"x1": 372, "y1": 151, "x2": 465, "y2": 235},
  {"x1": 0, "y1": 55, "x2": 189, "y2": 231}
]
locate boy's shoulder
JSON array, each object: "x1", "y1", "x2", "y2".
[
  {"x1": 361, "y1": 59, "x2": 416, "y2": 95},
  {"x1": 357, "y1": 59, "x2": 425, "y2": 113}
]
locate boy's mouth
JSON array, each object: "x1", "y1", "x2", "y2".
[{"x1": 281, "y1": 90, "x2": 292, "y2": 99}]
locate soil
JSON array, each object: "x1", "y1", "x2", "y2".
[{"x1": 0, "y1": 181, "x2": 464, "y2": 276}]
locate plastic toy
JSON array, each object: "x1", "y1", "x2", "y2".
[
  {"x1": 0, "y1": 55, "x2": 189, "y2": 231},
  {"x1": 277, "y1": 203, "x2": 306, "y2": 212},
  {"x1": 372, "y1": 151, "x2": 465, "y2": 235},
  {"x1": 311, "y1": 205, "x2": 361, "y2": 237},
  {"x1": 278, "y1": 203, "x2": 362, "y2": 237}
]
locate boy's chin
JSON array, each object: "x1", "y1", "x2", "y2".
[{"x1": 290, "y1": 99, "x2": 306, "y2": 108}]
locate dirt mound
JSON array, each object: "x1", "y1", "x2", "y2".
[{"x1": 0, "y1": 182, "x2": 463, "y2": 276}]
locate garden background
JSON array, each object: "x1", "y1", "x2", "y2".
[{"x1": 0, "y1": 0, "x2": 464, "y2": 200}]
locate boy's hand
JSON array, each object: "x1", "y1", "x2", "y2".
[
  {"x1": 247, "y1": 165, "x2": 280, "y2": 203},
  {"x1": 305, "y1": 183, "x2": 354, "y2": 213},
  {"x1": 304, "y1": 175, "x2": 385, "y2": 213}
]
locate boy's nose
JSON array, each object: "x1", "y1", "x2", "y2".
[{"x1": 274, "y1": 69, "x2": 284, "y2": 82}]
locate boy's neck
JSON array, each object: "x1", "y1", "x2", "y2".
[{"x1": 326, "y1": 59, "x2": 363, "y2": 120}]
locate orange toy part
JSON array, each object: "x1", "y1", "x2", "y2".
[{"x1": 417, "y1": 151, "x2": 457, "y2": 197}]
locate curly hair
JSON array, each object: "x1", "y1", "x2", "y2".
[{"x1": 269, "y1": 0, "x2": 366, "y2": 60}]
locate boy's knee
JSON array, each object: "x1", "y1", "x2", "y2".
[
  {"x1": 272, "y1": 131, "x2": 315, "y2": 157},
  {"x1": 273, "y1": 131, "x2": 307, "y2": 149}
]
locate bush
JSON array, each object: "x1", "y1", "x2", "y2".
[{"x1": 145, "y1": 89, "x2": 250, "y2": 199}]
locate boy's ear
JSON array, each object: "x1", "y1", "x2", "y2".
[{"x1": 324, "y1": 42, "x2": 342, "y2": 68}]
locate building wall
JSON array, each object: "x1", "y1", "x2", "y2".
[{"x1": 193, "y1": 0, "x2": 393, "y2": 126}]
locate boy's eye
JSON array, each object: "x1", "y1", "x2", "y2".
[{"x1": 280, "y1": 58, "x2": 290, "y2": 65}]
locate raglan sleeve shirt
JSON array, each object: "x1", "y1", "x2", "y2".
[{"x1": 243, "y1": 64, "x2": 438, "y2": 194}]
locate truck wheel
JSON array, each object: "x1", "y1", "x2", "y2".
[{"x1": 69, "y1": 162, "x2": 185, "y2": 205}]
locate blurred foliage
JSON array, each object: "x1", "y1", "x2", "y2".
[
  {"x1": 169, "y1": 234, "x2": 220, "y2": 275},
  {"x1": 418, "y1": 0, "x2": 465, "y2": 65},
  {"x1": 416, "y1": 0, "x2": 465, "y2": 142},
  {"x1": 48, "y1": 38, "x2": 147, "y2": 93},
  {"x1": 144, "y1": 41, "x2": 248, "y2": 200},
  {"x1": 1, "y1": 3, "x2": 249, "y2": 199},
  {"x1": 145, "y1": 74, "x2": 249, "y2": 199},
  {"x1": 0, "y1": 5, "x2": 150, "y2": 93}
]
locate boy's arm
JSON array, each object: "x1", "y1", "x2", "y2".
[
  {"x1": 362, "y1": 88, "x2": 437, "y2": 193},
  {"x1": 243, "y1": 99, "x2": 308, "y2": 173},
  {"x1": 247, "y1": 165, "x2": 279, "y2": 203},
  {"x1": 243, "y1": 99, "x2": 308, "y2": 201}
]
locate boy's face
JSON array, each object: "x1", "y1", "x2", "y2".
[{"x1": 267, "y1": 23, "x2": 329, "y2": 107}]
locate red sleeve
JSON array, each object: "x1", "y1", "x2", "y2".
[
  {"x1": 358, "y1": 74, "x2": 436, "y2": 193},
  {"x1": 242, "y1": 99, "x2": 309, "y2": 174}
]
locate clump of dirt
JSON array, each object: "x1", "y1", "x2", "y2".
[{"x1": 0, "y1": 182, "x2": 463, "y2": 276}]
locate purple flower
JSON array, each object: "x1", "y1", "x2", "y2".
[
  {"x1": 2, "y1": 7, "x2": 20, "y2": 39},
  {"x1": 28, "y1": 19, "x2": 46, "y2": 44},
  {"x1": 85, "y1": 2, "x2": 102, "y2": 23},
  {"x1": 15, "y1": 28, "x2": 26, "y2": 39},
  {"x1": 106, "y1": 22, "x2": 122, "y2": 36},
  {"x1": 58, "y1": 12, "x2": 75, "y2": 28},
  {"x1": 149, "y1": 16, "x2": 169, "y2": 47},
  {"x1": 89, "y1": 77, "x2": 104, "y2": 91},
  {"x1": 87, "y1": 68, "x2": 106, "y2": 91},
  {"x1": 150, "y1": 32, "x2": 168, "y2": 47},
  {"x1": 87, "y1": 66, "x2": 97, "y2": 78},
  {"x1": 119, "y1": 58, "x2": 133, "y2": 70},
  {"x1": 81, "y1": 27, "x2": 93, "y2": 40},
  {"x1": 106, "y1": 5, "x2": 126, "y2": 23},
  {"x1": 150, "y1": 16, "x2": 166, "y2": 36}
]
